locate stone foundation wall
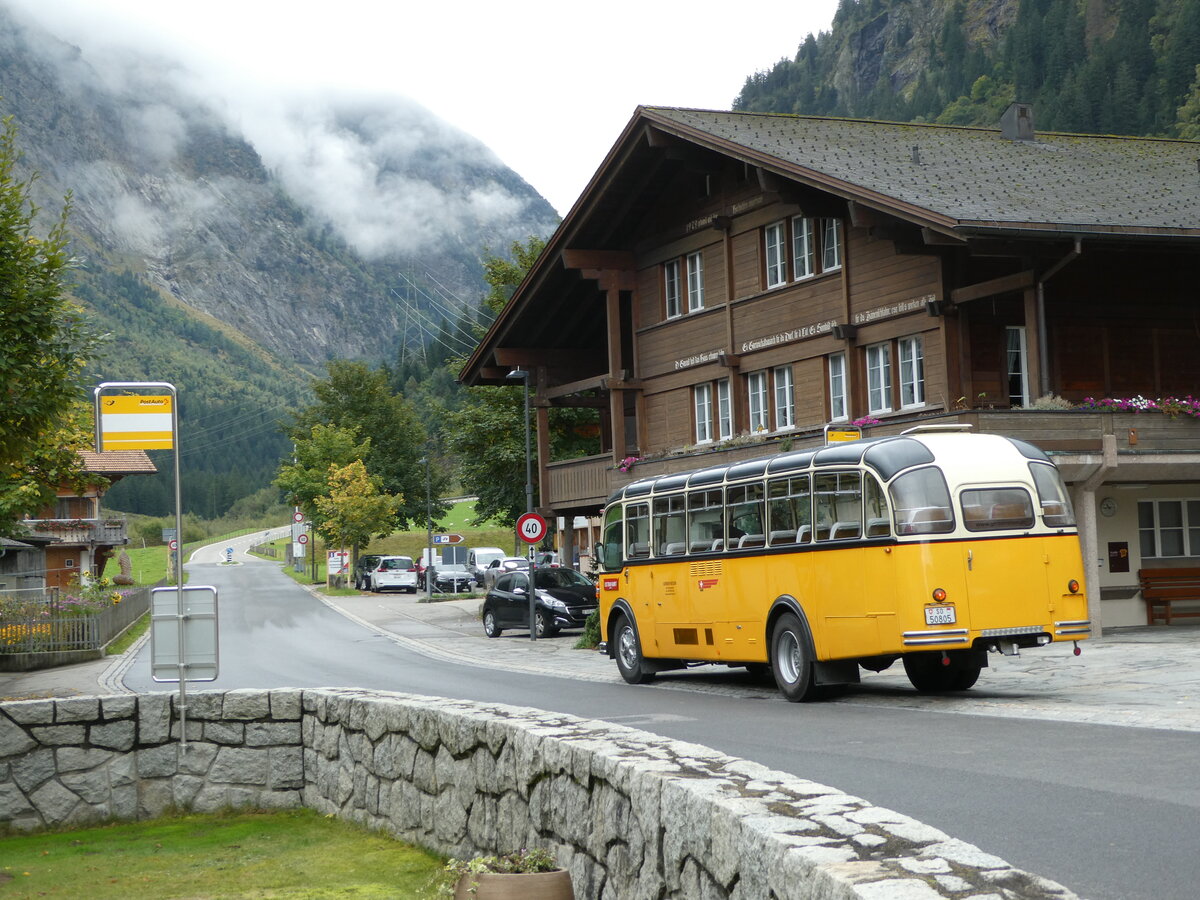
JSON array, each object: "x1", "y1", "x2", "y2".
[{"x1": 1, "y1": 688, "x2": 1077, "y2": 899}]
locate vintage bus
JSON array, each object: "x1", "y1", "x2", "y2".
[{"x1": 594, "y1": 426, "x2": 1090, "y2": 701}]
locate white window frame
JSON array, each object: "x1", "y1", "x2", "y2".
[
  {"x1": 867, "y1": 342, "x2": 893, "y2": 414},
  {"x1": 774, "y1": 365, "x2": 795, "y2": 430},
  {"x1": 686, "y1": 251, "x2": 705, "y2": 312},
  {"x1": 747, "y1": 371, "x2": 769, "y2": 432},
  {"x1": 764, "y1": 221, "x2": 787, "y2": 288},
  {"x1": 694, "y1": 383, "x2": 713, "y2": 444},
  {"x1": 1139, "y1": 498, "x2": 1200, "y2": 559},
  {"x1": 664, "y1": 259, "x2": 681, "y2": 319},
  {"x1": 898, "y1": 336, "x2": 925, "y2": 409},
  {"x1": 1006, "y1": 326, "x2": 1030, "y2": 407},
  {"x1": 791, "y1": 216, "x2": 815, "y2": 280},
  {"x1": 716, "y1": 378, "x2": 733, "y2": 441},
  {"x1": 829, "y1": 352, "x2": 848, "y2": 422},
  {"x1": 821, "y1": 218, "x2": 842, "y2": 271}
]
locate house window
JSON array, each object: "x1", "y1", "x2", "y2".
[
  {"x1": 867, "y1": 343, "x2": 892, "y2": 414},
  {"x1": 764, "y1": 221, "x2": 787, "y2": 288},
  {"x1": 1139, "y1": 499, "x2": 1200, "y2": 558},
  {"x1": 774, "y1": 365, "x2": 795, "y2": 429},
  {"x1": 716, "y1": 378, "x2": 733, "y2": 440},
  {"x1": 1006, "y1": 326, "x2": 1030, "y2": 407},
  {"x1": 821, "y1": 218, "x2": 842, "y2": 270},
  {"x1": 686, "y1": 251, "x2": 705, "y2": 312},
  {"x1": 792, "y1": 216, "x2": 815, "y2": 279},
  {"x1": 898, "y1": 336, "x2": 925, "y2": 409},
  {"x1": 694, "y1": 383, "x2": 714, "y2": 444},
  {"x1": 664, "y1": 259, "x2": 681, "y2": 319},
  {"x1": 747, "y1": 371, "x2": 769, "y2": 432},
  {"x1": 829, "y1": 352, "x2": 848, "y2": 422}
]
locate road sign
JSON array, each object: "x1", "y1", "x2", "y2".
[
  {"x1": 293, "y1": 511, "x2": 304, "y2": 523},
  {"x1": 225, "y1": 547, "x2": 234, "y2": 562},
  {"x1": 150, "y1": 585, "x2": 219, "y2": 682},
  {"x1": 297, "y1": 533, "x2": 309, "y2": 544},
  {"x1": 97, "y1": 394, "x2": 174, "y2": 450},
  {"x1": 168, "y1": 539, "x2": 179, "y2": 551},
  {"x1": 433, "y1": 533, "x2": 464, "y2": 545},
  {"x1": 516, "y1": 512, "x2": 547, "y2": 544}
]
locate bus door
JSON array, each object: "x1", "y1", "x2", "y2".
[
  {"x1": 648, "y1": 493, "x2": 699, "y2": 656},
  {"x1": 655, "y1": 487, "x2": 725, "y2": 659},
  {"x1": 811, "y1": 470, "x2": 888, "y2": 659},
  {"x1": 957, "y1": 485, "x2": 1045, "y2": 629}
]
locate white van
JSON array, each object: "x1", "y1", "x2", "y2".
[{"x1": 467, "y1": 547, "x2": 505, "y2": 586}]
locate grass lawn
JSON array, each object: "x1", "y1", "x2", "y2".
[{"x1": 0, "y1": 809, "x2": 445, "y2": 899}]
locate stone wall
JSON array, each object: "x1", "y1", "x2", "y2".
[{"x1": 0, "y1": 688, "x2": 1077, "y2": 900}]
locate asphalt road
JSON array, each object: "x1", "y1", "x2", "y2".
[{"x1": 120, "y1": 551, "x2": 1200, "y2": 900}]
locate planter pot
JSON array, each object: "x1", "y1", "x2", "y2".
[{"x1": 454, "y1": 868, "x2": 573, "y2": 900}]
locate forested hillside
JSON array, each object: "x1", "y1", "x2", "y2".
[{"x1": 736, "y1": 0, "x2": 1200, "y2": 137}]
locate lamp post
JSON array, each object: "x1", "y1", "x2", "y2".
[
  {"x1": 507, "y1": 367, "x2": 537, "y2": 641},
  {"x1": 423, "y1": 450, "x2": 434, "y2": 599}
]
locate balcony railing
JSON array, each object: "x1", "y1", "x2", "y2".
[
  {"x1": 24, "y1": 518, "x2": 129, "y2": 545},
  {"x1": 543, "y1": 409, "x2": 1200, "y2": 513}
]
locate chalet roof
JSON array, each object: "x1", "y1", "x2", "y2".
[
  {"x1": 77, "y1": 450, "x2": 157, "y2": 475},
  {"x1": 642, "y1": 107, "x2": 1200, "y2": 238}
]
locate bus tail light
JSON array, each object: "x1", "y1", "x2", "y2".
[
  {"x1": 1067, "y1": 579, "x2": 1080, "y2": 594},
  {"x1": 932, "y1": 588, "x2": 947, "y2": 602}
]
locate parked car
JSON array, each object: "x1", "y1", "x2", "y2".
[
  {"x1": 353, "y1": 554, "x2": 384, "y2": 591},
  {"x1": 367, "y1": 556, "x2": 417, "y2": 593},
  {"x1": 536, "y1": 551, "x2": 562, "y2": 568},
  {"x1": 482, "y1": 567, "x2": 598, "y2": 638},
  {"x1": 432, "y1": 563, "x2": 475, "y2": 593},
  {"x1": 467, "y1": 547, "x2": 506, "y2": 586},
  {"x1": 480, "y1": 555, "x2": 529, "y2": 589}
]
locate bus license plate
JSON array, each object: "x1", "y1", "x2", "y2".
[{"x1": 924, "y1": 605, "x2": 956, "y2": 626}]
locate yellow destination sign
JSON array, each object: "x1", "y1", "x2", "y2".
[
  {"x1": 826, "y1": 428, "x2": 862, "y2": 443},
  {"x1": 99, "y1": 394, "x2": 174, "y2": 450}
]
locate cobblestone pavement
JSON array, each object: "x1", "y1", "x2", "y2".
[{"x1": 5, "y1": 575, "x2": 1199, "y2": 734}]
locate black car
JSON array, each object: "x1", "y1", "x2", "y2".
[
  {"x1": 352, "y1": 554, "x2": 384, "y2": 590},
  {"x1": 482, "y1": 567, "x2": 598, "y2": 638},
  {"x1": 432, "y1": 564, "x2": 475, "y2": 593}
]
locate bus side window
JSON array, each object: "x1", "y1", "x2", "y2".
[
  {"x1": 626, "y1": 502, "x2": 651, "y2": 557},
  {"x1": 687, "y1": 488, "x2": 724, "y2": 552},
  {"x1": 865, "y1": 475, "x2": 890, "y2": 537},
  {"x1": 768, "y1": 474, "x2": 810, "y2": 545},
  {"x1": 654, "y1": 494, "x2": 686, "y2": 556},
  {"x1": 889, "y1": 467, "x2": 954, "y2": 535},
  {"x1": 598, "y1": 503, "x2": 625, "y2": 572},
  {"x1": 815, "y1": 471, "x2": 862, "y2": 541},
  {"x1": 727, "y1": 482, "x2": 764, "y2": 548}
]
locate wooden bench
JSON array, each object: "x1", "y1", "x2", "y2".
[{"x1": 1137, "y1": 567, "x2": 1200, "y2": 625}]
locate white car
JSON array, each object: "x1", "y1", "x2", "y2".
[{"x1": 367, "y1": 556, "x2": 418, "y2": 593}]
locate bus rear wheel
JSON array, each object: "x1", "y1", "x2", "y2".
[
  {"x1": 614, "y1": 613, "x2": 655, "y2": 685},
  {"x1": 771, "y1": 612, "x2": 818, "y2": 702},
  {"x1": 903, "y1": 652, "x2": 983, "y2": 692}
]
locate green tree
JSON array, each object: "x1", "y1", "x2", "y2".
[
  {"x1": 0, "y1": 114, "x2": 100, "y2": 535},
  {"x1": 285, "y1": 361, "x2": 448, "y2": 530},
  {"x1": 1175, "y1": 65, "x2": 1200, "y2": 139},
  {"x1": 274, "y1": 423, "x2": 368, "y2": 524},
  {"x1": 313, "y1": 460, "x2": 400, "y2": 563}
]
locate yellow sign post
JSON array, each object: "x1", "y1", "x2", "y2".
[{"x1": 97, "y1": 394, "x2": 175, "y2": 450}]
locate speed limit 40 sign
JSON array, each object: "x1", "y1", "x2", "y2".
[{"x1": 516, "y1": 512, "x2": 547, "y2": 544}]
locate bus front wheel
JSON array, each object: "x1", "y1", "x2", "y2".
[
  {"x1": 614, "y1": 614, "x2": 655, "y2": 685},
  {"x1": 771, "y1": 612, "x2": 818, "y2": 702},
  {"x1": 903, "y1": 652, "x2": 983, "y2": 692}
]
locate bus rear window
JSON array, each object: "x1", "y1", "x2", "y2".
[
  {"x1": 890, "y1": 467, "x2": 954, "y2": 535},
  {"x1": 961, "y1": 488, "x2": 1035, "y2": 531},
  {"x1": 1030, "y1": 463, "x2": 1076, "y2": 527}
]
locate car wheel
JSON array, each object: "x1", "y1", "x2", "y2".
[
  {"x1": 613, "y1": 613, "x2": 654, "y2": 684},
  {"x1": 483, "y1": 608, "x2": 502, "y2": 638},
  {"x1": 770, "y1": 612, "x2": 818, "y2": 702},
  {"x1": 534, "y1": 610, "x2": 557, "y2": 638}
]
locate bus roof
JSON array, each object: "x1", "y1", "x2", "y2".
[{"x1": 606, "y1": 432, "x2": 1052, "y2": 505}]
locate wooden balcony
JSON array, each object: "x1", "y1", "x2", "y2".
[
  {"x1": 24, "y1": 518, "x2": 129, "y2": 546},
  {"x1": 542, "y1": 409, "x2": 1200, "y2": 514}
]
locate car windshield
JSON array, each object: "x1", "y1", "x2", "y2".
[
  {"x1": 440, "y1": 564, "x2": 468, "y2": 574},
  {"x1": 381, "y1": 557, "x2": 413, "y2": 570},
  {"x1": 535, "y1": 569, "x2": 592, "y2": 589}
]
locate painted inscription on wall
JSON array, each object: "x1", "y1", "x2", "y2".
[{"x1": 853, "y1": 295, "x2": 934, "y2": 326}]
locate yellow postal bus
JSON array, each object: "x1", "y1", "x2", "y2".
[{"x1": 595, "y1": 426, "x2": 1090, "y2": 701}]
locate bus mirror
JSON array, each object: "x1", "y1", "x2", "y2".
[{"x1": 595, "y1": 544, "x2": 608, "y2": 568}]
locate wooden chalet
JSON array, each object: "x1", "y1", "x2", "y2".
[
  {"x1": 18, "y1": 449, "x2": 156, "y2": 590},
  {"x1": 459, "y1": 103, "x2": 1200, "y2": 631}
]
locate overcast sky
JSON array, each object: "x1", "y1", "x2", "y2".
[{"x1": 7, "y1": 0, "x2": 839, "y2": 216}]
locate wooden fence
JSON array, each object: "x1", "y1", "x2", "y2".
[{"x1": 0, "y1": 586, "x2": 150, "y2": 654}]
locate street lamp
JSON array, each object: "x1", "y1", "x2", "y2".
[{"x1": 507, "y1": 367, "x2": 537, "y2": 641}]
